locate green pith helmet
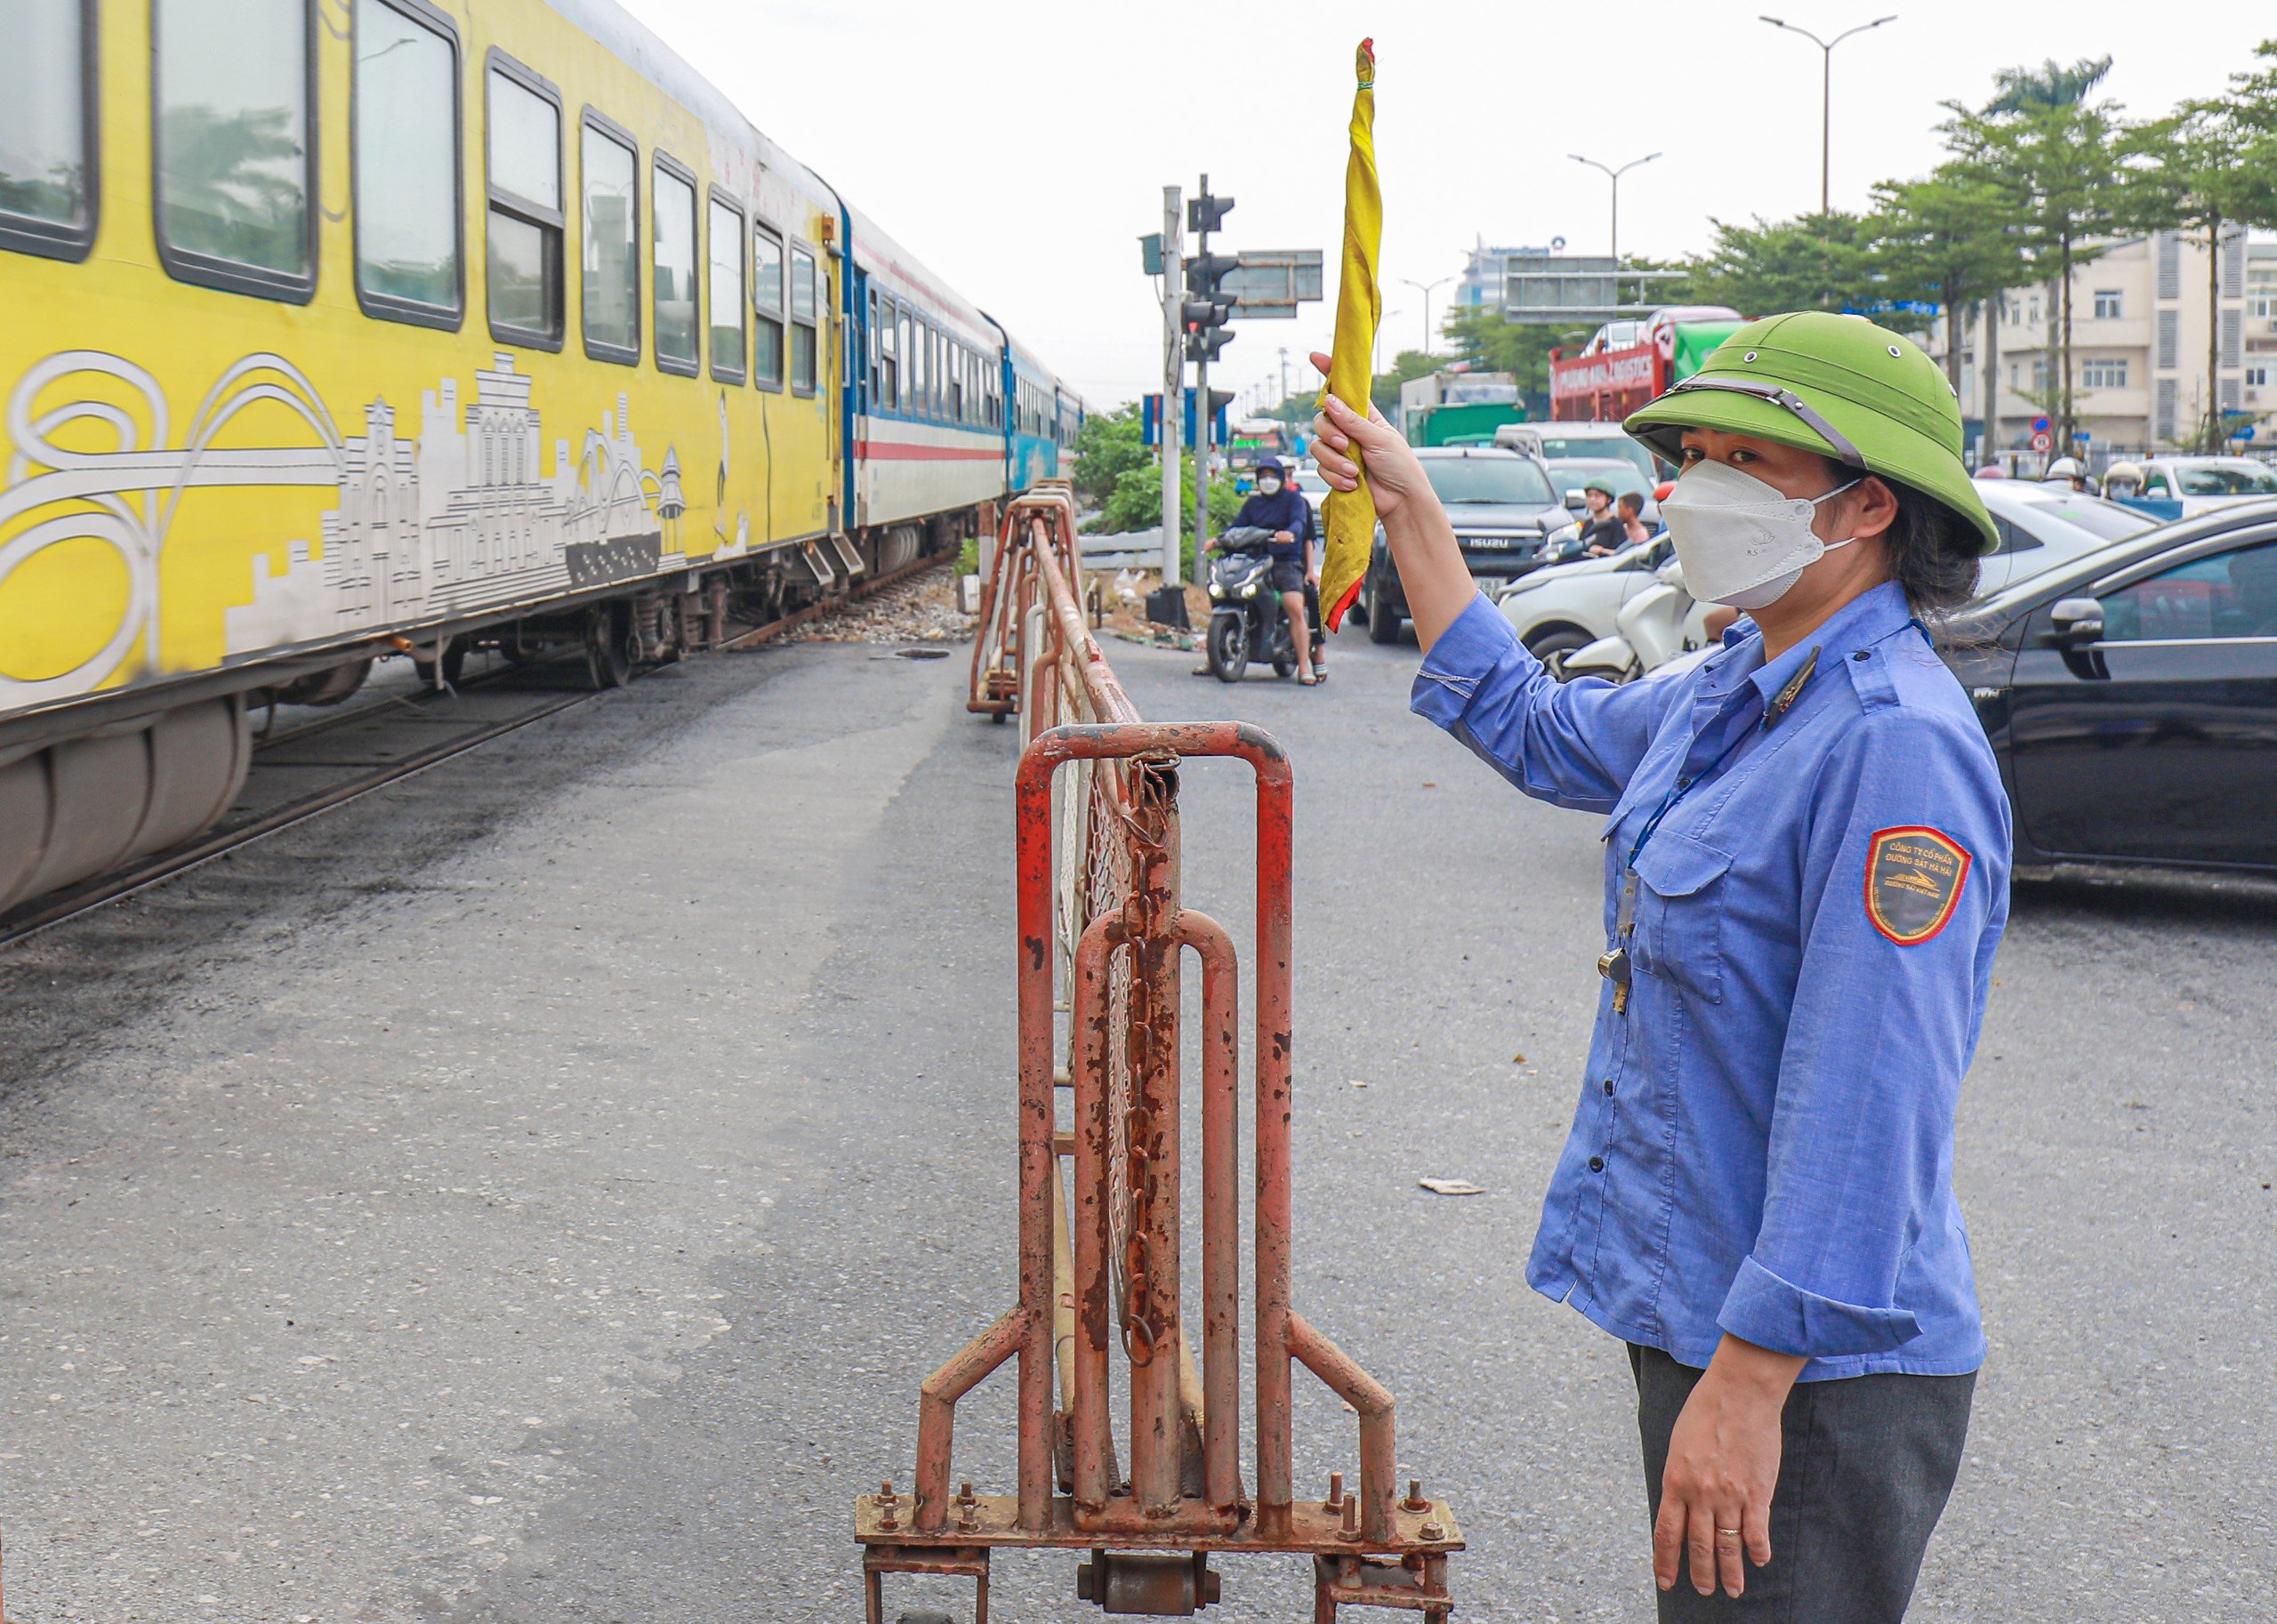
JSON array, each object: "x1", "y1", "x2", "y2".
[
  {"x1": 1581, "y1": 474, "x2": 1620, "y2": 496},
  {"x1": 1624, "y1": 311, "x2": 1999, "y2": 556}
]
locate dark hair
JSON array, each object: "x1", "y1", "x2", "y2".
[
  {"x1": 1819, "y1": 456, "x2": 1980, "y2": 618},
  {"x1": 1617, "y1": 491, "x2": 1644, "y2": 515}
]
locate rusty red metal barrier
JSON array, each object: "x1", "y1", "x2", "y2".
[{"x1": 862, "y1": 487, "x2": 1459, "y2": 1620}]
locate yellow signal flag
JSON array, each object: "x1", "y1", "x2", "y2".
[{"x1": 1318, "y1": 36, "x2": 1382, "y2": 631}]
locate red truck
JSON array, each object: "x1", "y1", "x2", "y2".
[{"x1": 1549, "y1": 307, "x2": 1745, "y2": 422}]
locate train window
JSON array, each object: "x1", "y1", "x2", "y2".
[
  {"x1": 877, "y1": 295, "x2": 898, "y2": 410},
  {"x1": 579, "y1": 114, "x2": 638, "y2": 362},
  {"x1": 352, "y1": 0, "x2": 460, "y2": 326},
  {"x1": 903, "y1": 311, "x2": 920, "y2": 414},
  {"x1": 651, "y1": 157, "x2": 697, "y2": 375},
  {"x1": 752, "y1": 224, "x2": 784, "y2": 390},
  {"x1": 790, "y1": 243, "x2": 817, "y2": 396},
  {"x1": 155, "y1": 0, "x2": 314, "y2": 298},
  {"x1": 706, "y1": 191, "x2": 745, "y2": 383},
  {"x1": 0, "y1": 0, "x2": 97, "y2": 261},
  {"x1": 861, "y1": 288, "x2": 877, "y2": 411},
  {"x1": 485, "y1": 55, "x2": 563, "y2": 349}
]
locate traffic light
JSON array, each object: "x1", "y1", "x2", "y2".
[
  {"x1": 1187, "y1": 189, "x2": 1235, "y2": 235},
  {"x1": 1183, "y1": 253, "x2": 1236, "y2": 363}
]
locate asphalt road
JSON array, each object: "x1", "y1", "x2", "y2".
[{"x1": 1, "y1": 613, "x2": 2272, "y2": 1621}]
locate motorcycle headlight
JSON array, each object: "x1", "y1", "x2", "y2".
[
  {"x1": 1207, "y1": 581, "x2": 1223, "y2": 598},
  {"x1": 1547, "y1": 523, "x2": 1581, "y2": 547},
  {"x1": 1237, "y1": 581, "x2": 1257, "y2": 599}
]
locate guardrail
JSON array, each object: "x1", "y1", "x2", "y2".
[{"x1": 859, "y1": 485, "x2": 1460, "y2": 1621}]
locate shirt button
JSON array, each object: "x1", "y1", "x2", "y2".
[
  {"x1": 1588, "y1": 1154, "x2": 1605, "y2": 1172},
  {"x1": 1853, "y1": 649, "x2": 1871, "y2": 662},
  {"x1": 1602, "y1": 1078, "x2": 1615, "y2": 1096}
]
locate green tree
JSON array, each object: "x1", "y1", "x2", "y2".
[
  {"x1": 1366, "y1": 348, "x2": 1447, "y2": 418},
  {"x1": 1090, "y1": 454, "x2": 1237, "y2": 549},
  {"x1": 1070, "y1": 403, "x2": 1147, "y2": 506},
  {"x1": 1866, "y1": 165, "x2": 2032, "y2": 398},
  {"x1": 1685, "y1": 213, "x2": 1894, "y2": 326},
  {"x1": 2132, "y1": 61, "x2": 2277, "y2": 448},
  {"x1": 1942, "y1": 57, "x2": 2136, "y2": 451},
  {"x1": 1440, "y1": 309, "x2": 1589, "y2": 400}
]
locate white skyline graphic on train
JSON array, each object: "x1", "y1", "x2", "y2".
[{"x1": 0, "y1": 350, "x2": 720, "y2": 707}]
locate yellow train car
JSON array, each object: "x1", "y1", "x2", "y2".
[{"x1": 0, "y1": 0, "x2": 1005, "y2": 911}]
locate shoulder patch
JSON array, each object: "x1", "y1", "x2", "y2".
[{"x1": 1865, "y1": 826, "x2": 1971, "y2": 945}]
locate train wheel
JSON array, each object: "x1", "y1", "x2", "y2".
[
  {"x1": 584, "y1": 606, "x2": 635, "y2": 690},
  {"x1": 414, "y1": 639, "x2": 466, "y2": 689}
]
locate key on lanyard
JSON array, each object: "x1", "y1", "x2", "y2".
[{"x1": 1597, "y1": 872, "x2": 1639, "y2": 1014}]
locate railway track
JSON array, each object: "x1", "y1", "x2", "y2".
[{"x1": 0, "y1": 553, "x2": 955, "y2": 952}]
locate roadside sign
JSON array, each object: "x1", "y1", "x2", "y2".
[
  {"x1": 2031, "y1": 430, "x2": 2052, "y2": 453},
  {"x1": 2243, "y1": 425, "x2": 2259, "y2": 442},
  {"x1": 2032, "y1": 415, "x2": 2050, "y2": 433},
  {"x1": 2078, "y1": 430, "x2": 2091, "y2": 443},
  {"x1": 1224, "y1": 250, "x2": 1324, "y2": 319}
]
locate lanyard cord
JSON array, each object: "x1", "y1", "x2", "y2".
[{"x1": 1626, "y1": 722, "x2": 1756, "y2": 871}]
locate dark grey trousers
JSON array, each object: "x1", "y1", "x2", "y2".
[{"x1": 1630, "y1": 1344, "x2": 1975, "y2": 1624}]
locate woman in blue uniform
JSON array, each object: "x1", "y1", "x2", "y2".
[{"x1": 1310, "y1": 313, "x2": 2009, "y2": 1621}]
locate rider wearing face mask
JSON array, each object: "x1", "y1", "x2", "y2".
[
  {"x1": 1233, "y1": 457, "x2": 1320, "y2": 684},
  {"x1": 1310, "y1": 313, "x2": 2006, "y2": 1622}
]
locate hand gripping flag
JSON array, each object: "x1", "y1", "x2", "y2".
[{"x1": 1318, "y1": 37, "x2": 1381, "y2": 631}]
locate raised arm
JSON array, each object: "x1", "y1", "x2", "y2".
[{"x1": 1312, "y1": 366, "x2": 1669, "y2": 809}]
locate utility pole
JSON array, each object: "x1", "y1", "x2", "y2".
[
  {"x1": 1278, "y1": 346, "x2": 1291, "y2": 414},
  {"x1": 1759, "y1": 14, "x2": 1896, "y2": 213},
  {"x1": 1161, "y1": 185, "x2": 1182, "y2": 585}
]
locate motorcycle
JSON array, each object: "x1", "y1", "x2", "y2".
[
  {"x1": 1203, "y1": 526, "x2": 1321, "y2": 682},
  {"x1": 1561, "y1": 554, "x2": 1710, "y2": 683}
]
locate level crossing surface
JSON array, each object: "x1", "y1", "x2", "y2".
[{"x1": 0, "y1": 622, "x2": 2270, "y2": 1620}]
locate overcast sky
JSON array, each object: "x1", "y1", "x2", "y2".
[{"x1": 625, "y1": 0, "x2": 2271, "y2": 413}]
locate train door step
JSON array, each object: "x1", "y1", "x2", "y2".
[
  {"x1": 798, "y1": 541, "x2": 839, "y2": 591},
  {"x1": 827, "y1": 531, "x2": 868, "y2": 579}
]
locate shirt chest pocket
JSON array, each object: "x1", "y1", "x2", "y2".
[{"x1": 1629, "y1": 831, "x2": 1735, "y2": 1006}]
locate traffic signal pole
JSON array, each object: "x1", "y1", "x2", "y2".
[
  {"x1": 1162, "y1": 186, "x2": 1183, "y2": 586},
  {"x1": 1192, "y1": 175, "x2": 1217, "y2": 562}
]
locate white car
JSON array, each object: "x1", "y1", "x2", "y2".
[
  {"x1": 1495, "y1": 481, "x2": 2160, "y2": 675},
  {"x1": 2133, "y1": 457, "x2": 2277, "y2": 516}
]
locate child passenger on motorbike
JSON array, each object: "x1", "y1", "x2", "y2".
[{"x1": 1232, "y1": 457, "x2": 1320, "y2": 685}]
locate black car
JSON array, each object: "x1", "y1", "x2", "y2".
[
  {"x1": 1358, "y1": 447, "x2": 1569, "y2": 643},
  {"x1": 1946, "y1": 499, "x2": 2277, "y2": 874}
]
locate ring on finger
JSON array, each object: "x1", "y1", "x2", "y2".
[{"x1": 1715, "y1": 1527, "x2": 1742, "y2": 1540}]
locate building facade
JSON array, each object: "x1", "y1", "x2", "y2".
[{"x1": 1930, "y1": 230, "x2": 2274, "y2": 470}]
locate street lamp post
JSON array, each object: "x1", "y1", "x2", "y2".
[
  {"x1": 1567, "y1": 151, "x2": 1661, "y2": 272},
  {"x1": 1759, "y1": 13, "x2": 1897, "y2": 213},
  {"x1": 1398, "y1": 275, "x2": 1453, "y2": 359}
]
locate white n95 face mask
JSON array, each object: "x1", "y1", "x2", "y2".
[{"x1": 1659, "y1": 459, "x2": 1861, "y2": 609}]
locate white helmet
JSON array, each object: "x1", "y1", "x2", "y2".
[{"x1": 2046, "y1": 456, "x2": 2085, "y2": 479}]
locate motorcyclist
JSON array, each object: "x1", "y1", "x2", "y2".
[
  {"x1": 1229, "y1": 457, "x2": 1318, "y2": 684},
  {"x1": 2103, "y1": 460, "x2": 2144, "y2": 499},
  {"x1": 2042, "y1": 455, "x2": 2088, "y2": 493},
  {"x1": 1581, "y1": 476, "x2": 1628, "y2": 556}
]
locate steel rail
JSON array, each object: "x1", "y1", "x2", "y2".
[
  {"x1": 0, "y1": 686, "x2": 599, "y2": 952},
  {"x1": 0, "y1": 545, "x2": 961, "y2": 953}
]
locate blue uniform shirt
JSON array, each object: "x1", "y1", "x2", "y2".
[{"x1": 1413, "y1": 581, "x2": 2009, "y2": 1379}]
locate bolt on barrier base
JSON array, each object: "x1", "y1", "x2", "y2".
[{"x1": 862, "y1": 487, "x2": 1459, "y2": 1622}]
